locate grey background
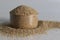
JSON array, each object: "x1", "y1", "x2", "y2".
[
  {"x1": 0, "y1": 0, "x2": 60, "y2": 23},
  {"x1": 0, "y1": 0, "x2": 60, "y2": 40}
]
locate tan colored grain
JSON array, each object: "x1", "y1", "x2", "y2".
[
  {"x1": 0, "y1": 21, "x2": 60, "y2": 37},
  {"x1": 10, "y1": 5, "x2": 38, "y2": 28},
  {"x1": 10, "y1": 5, "x2": 38, "y2": 15}
]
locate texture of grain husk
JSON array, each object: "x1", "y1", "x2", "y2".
[
  {"x1": 10, "y1": 5, "x2": 38, "y2": 28},
  {"x1": 10, "y1": 5, "x2": 38, "y2": 15},
  {"x1": 0, "y1": 20, "x2": 60, "y2": 37}
]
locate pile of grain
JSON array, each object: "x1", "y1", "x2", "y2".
[
  {"x1": 10, "y1": 5, "x2": 38, "y2": 28},
  {"x1": 0, "y1": 21, "x2": 60, "y2": 37}
]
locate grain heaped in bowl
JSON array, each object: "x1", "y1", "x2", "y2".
[{"x1": 10, "y1": 5, "x2": 38, "y2": 29}]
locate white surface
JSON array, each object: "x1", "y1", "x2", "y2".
[{"x1": 0, "y1": 0, "x2": 60, "y2": 40}]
